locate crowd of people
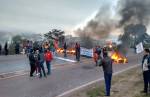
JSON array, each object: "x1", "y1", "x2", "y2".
[
  {"x1": 28, "y1": 47, "x2": 53, "y2": 78},
  {"x1": 27, "y1": 40, "x2": 58, "y2": 78}
]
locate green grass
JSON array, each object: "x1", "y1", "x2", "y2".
[
  {"x1": 86, "y1": 86, "x2": 105, "y2": 97},
  {"x1": 85, "y1": 67, "x2": 150, "y2": 97}
]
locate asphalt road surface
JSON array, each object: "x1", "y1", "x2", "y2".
[{"x1": 0, "y1": 52, "x2": 143, "y2": 97}]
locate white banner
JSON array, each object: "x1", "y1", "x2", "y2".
[
  {"x1": 80, "y1": 47, "x2": 93, "y2": 57},
  {"x1": 136, "y1": 42, "x2": 144, "y2": 54}
]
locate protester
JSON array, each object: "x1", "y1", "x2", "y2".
[
  {"x1": 54, "y1": 40, "x2": 58, "y2": 56},
  {"x1": 93, "y1": 46, "x2": 98, "y2": 66},
  {"x1": 4, "y1": 42, "x2": 8, "y2": 55},
  {"x1": 75, "y1": 43, "x2": 80, "y2": 61},
  {"x1": 96, "y1": 46, "x2": 101, "y2": 56},
  {"x1": 34, "y1": 49, "x2": 41, "y2": 77},
  {"x1": 141, "y1": 49, "x2": 150, "y2": 94},
  {"x1": 101, "y1": 51, "x2": 113, "y2": 96},
  {"x1": 39, "y1": 48, "x2": 46, "y2": 78},
  {"x1": 44, "y1": 49, "x2": 53, "y2": 75},
  {"x1": 26, "y1": 40, "x2": 32, "y2": 56},
  {"x1": 44, "y1": 42, "x2": 49, "y2": 51},
  {"x1": 28, "y1": 49, "x2": 36, "y2": 77},
  {"x1": 64, "y1": 42, "x2": 67, "y2": 57}
]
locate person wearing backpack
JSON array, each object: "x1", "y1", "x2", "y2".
[
  {"x1": 141, "y1": 49, "x2": 150, "y2": 94},
  {"x1": 44, "y1": 49, "x2": 53, "y2": 75},
  {"x1": 28, "y1": 49, "x2": 36, "y2": 77}
]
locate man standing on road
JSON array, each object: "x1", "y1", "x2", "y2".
[
  {"x1": 39, "y1": 48, "x2": 46, "y2": 78},
  {"x1": 64, "y1": 42, "x2": 67, "y2": 57},
  {"x1": 141, "y1": 49, "x2": 150, "y2": 94},
  {"x1": 44, "y1": 49, "x2": 53, "y2": 75},
  {"x1": 101, "y1": 51, "x2": 113, "y2": 96},
  {"x1": 75, "y1": 42, "x2": 80, "y2": 61},
  {"x1": 29, "y1": 49, "x2": 36, "y2": 77}
]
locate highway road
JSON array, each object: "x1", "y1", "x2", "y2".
[{"x1": 0, "y1": 52, "x2": 142, "y2": 97}]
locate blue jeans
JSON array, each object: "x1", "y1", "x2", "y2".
[
  {"x1": 39, "y1": 61, "x2": 46, "y2": 77},
  {"x1": 143, "y1": 70, "x2": 150, "y2": 93},
  {"x1": 104, "y1": 73, "x2": 112, "y2": 96},
  {"x1": 46, "y1": 61, "x2": 51, "y2": 75}
]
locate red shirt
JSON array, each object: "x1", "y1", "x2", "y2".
[{"x1": 44, "y1": 51, "x2": 53, "y2": 61}]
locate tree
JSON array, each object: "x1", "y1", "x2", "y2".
[
  {"x1": 12, "y1": 35, "x2": 22, "y2": 43},
  {"x1": 44, "y1": 29, "x2": 65, "y2": 47}
]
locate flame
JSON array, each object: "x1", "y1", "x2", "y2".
[
  {"x1": 56, "y1": 48, "x2": 76, "y2": 54},
  {"x1": 111, "y1": 52, "x2": 128, "y2": 63}
]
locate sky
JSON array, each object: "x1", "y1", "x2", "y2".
[{"x1": 0, "y1": 0, "x2": 106, "y2": 35}]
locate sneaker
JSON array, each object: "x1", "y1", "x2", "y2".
[{"x1": 36, "y1": 73, "x2": 40, "y2": 76}]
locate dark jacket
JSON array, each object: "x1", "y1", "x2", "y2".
[
  {"x1": 102, "y1": 56, "x2": 113, "y2": 74},
  {"x1": 29, "y1": 53, "x2": 35, "y2": 64}
]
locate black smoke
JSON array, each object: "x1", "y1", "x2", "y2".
[
  {"x1": 74, "y1": 2, "x2": 117, "y2": 48},
  {"x1": 118, "y1": 0, "x2": 150, "y2": 26},
  {"x1": 118, "y1": 0, "x2": 150, "y2": 54}
]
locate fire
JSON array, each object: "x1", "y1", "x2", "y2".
[
  {"x1": 56, "y1": 48, "x2": 64, "y2": 53},
  {"x1": 56, "y1": 48, "x2": 76, "y2": 54},
  {"x1": 111, "y1": 52, "x2": 128, "y2": 63}
]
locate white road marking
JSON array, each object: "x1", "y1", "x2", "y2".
[
  {"x1": 55, "y1": 57, "x2": 76, "y2": 63},
  {"x1": 56, "y1": 64, "x2": 140, "y2": 97}
]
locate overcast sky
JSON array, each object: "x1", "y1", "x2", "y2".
[{"x1": 0, "y1": 0, "x2": 109, "y2": 34}]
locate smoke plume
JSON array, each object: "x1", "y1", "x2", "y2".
[
  {"x1": 118, "y1": 0, "x2": 150, "y2": 54},
  {"x1": 75, "y1": 0, "x2": 150, "y2": 52},
  {"x1": 118, "y1": 0, "x2": 150, "y2": 26},
  {"x1": 74, "y1": 2, "x2": 117, "y2": 48}
]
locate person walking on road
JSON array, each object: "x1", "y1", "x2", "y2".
[
  {"x1": 39, "y1": 48, "x2": 46, "y2": 78},
  {"x1": 28, "y1": 49, "x2": 36, "y2": 77},
  {"x1": 141, "y1": 49, "x2": 150, "y2": 94},
  {"x1": 101, "y1": 51, "x2": 113, "y2": 96},
  {"x1": 44, "y1": 49, "x2": 53, "y2": 75}
]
